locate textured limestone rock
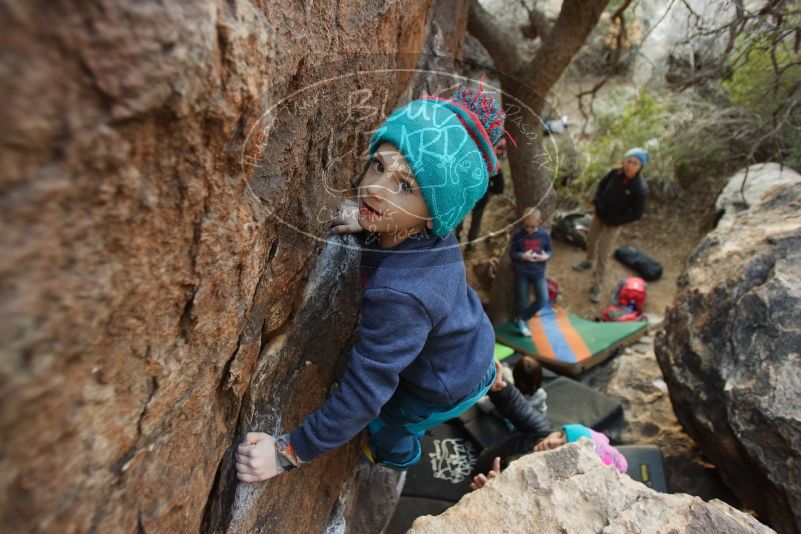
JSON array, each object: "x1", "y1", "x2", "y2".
[
  {"x1": 0, "y1": 1, "x2": 464, "y2": 532},
  {"x1": 408, "y1": 441, "x2": 772, "y2": 534},
  {"x1": 412, "y1": 0, "x2": 469, "y2": 97},
  {"x1": 655, "y1": 175, "x2": 801, "y2": 533},
  {"x1": 714, "y1": 163, "x2": 801, "y2": 231}
]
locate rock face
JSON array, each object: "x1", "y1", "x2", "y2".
[
  {"x1": 408, "y1": 441, "x2": 772, "y2": 534},
  {"x1": 0, "y1": 1, "x2": 469, "y2": 532},
  {"x1": 655, "y1": 170, "x2": 801, "y2": 533},
  {"x1": 714, "y1": 163, "x2": 801, "y2": 231}
]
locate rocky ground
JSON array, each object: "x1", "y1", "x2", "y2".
[
  {"x1": 459, "y1": 159, "x2": 741, "y2": 506},
  {"x1": 408, "y1": 441, "x2": 770, "y2": 534},
  {"x1": 581, "y1": 332, "x2": 740, "y2": 506}
]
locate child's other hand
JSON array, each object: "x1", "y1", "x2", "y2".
[
  {"x1": 490, "y1": 360, "x2": 507, "y2": 392},
  {"x1": 330, "y1": 200, "x2": 363, "y2": 235},
  {"x1": 468, "y1": 456, "x2": 501, "y2": 491},
  {"x1": 236, "y1": 432, "x2": 281, "y2": 483},
  {"x1": 522, "y1": 250, "x2": 537, "y2": 262},
  {"x1": 532, "y1": 252, "x2": 549, "y2": 262}
]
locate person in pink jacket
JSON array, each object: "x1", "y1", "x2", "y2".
[
  {"x1": 539, "y1": 424, "x2": 628, "y2": 474},
  {"x1": 469, "y1": 423, "x2": 627, "y2": 490}
]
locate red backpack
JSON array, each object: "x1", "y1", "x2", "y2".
[
  {"x1": 601, "y1": 277, "x2": 647, "y2": 322},
  {"x1": 616, "y1": 277, "x2": 647, "y2": 311},
  {"x1": 547, "y1": 278, "x2": 560, "y2": 303}
]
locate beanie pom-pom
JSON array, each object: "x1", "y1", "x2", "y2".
[{"x1": 450, "y1": 86, "x2": 506, "y2": 145}]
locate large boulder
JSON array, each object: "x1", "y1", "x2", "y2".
[
  {"x1": 655, "y1": 170, "x2": 801, "y2": 533},
  {"x1": 0, "y1": 1, "x2": 468, "y2": 532},
  {"x1": 408, "y1": 440, "x2": 772, "y2": 533},
  {"x1": 714, "y1": 163, "x2": 801, "y2": 230}
]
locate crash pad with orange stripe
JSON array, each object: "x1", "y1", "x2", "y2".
[{"x1": 493, "y1": 304, "x2": 647, "y2": 376}]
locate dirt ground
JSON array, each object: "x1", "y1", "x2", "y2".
[{"x1": 462, "y1": 164, "x2": 723, "y2": 320}]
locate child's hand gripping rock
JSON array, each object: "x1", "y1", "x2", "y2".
[
  {"x1": 236, "y1": 432, "x2": 302, "y2": 483},
  {"x1": 329, "y1": 199, "x2": 363, "y2": 235},
  {"x1": 469, "y1": 456, "x2": 501, "y2": 491}
]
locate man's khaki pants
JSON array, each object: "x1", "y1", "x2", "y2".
[{"x1": 586, "y1": 215, "x2": 621, "y2": 288}]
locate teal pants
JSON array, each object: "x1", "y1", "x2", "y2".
[{"x1": 366, "y1": 361, "x2": 496, "y2": 469}]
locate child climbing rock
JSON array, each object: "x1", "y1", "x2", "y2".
[
  {"x1": 508, "y1": 207, "x2": 552, "y2": 336},
  {"x1": 533, "y1": 424, "x2": 628, "y2": 476},
  {"x1": 236, "y1": 86, "x2": 508, "y2": 481}
]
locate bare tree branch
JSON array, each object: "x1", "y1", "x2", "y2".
[
  {"x1": 518, "y1": 0, "x2": 551, "y2": 41},
  {"x1": 664, "y1": 0, "x2": 801, "y2": 169},
  {"x1": 611, "y1": 0, "x2": 636, "y2": 21},
  {"x1": 573, "y1": 0, "x2": 642, "y2": 133},
  {"x1": 526, "y1": 0, "x2": 609, "y2": 100},
  {"x1": 466, "y1": 0, "x2": 520, "y2": 73},
  {"x1": 670, "y1": 0, "x2": 800, "y2": 90}
]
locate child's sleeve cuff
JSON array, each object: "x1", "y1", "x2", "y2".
[
  {"x1": 275, "y1": 434, "x2": 305, "y2": 470},
  {"x1": 287, "y1": 428, "x2": 323, "y2": 463}
]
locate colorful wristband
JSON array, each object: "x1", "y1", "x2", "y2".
[{"x1": 274, "y1": 434, "x2": 303, "y2": 471}]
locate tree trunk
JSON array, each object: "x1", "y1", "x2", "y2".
[
  {"x1": 469, "y1": 0, "x2": 609, "y2": 323},
  {"x1": 469, "y1": 0, "x2": 609, "y2": 220}
]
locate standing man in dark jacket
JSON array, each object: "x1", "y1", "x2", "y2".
[{"x1": 574, "y1": 148, "x2": 649, "y2": 303}]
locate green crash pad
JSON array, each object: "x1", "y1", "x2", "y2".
[
  {"x1": 494, "y1": 304, "x2": 647, "y2": 376},
  {"x1": 493, "y1": 343, "x2": 515, "y2": 361}
]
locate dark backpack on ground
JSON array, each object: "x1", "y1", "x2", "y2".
[
  {"x1": 614, "y1": 244, "x2": 663, "y2": 281},
  {"x1": 552, "y1": 210, "x2": 592, "y2": 249}
]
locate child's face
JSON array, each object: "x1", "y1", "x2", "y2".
[
  {"x1": 532, "y1": 430, "x2": 567, "y2": 452},
  {"x1": 522, "y1": 215, "x2": 540, "y2": 231},
  {"x1": 623, "y1": 156, "x2": 642, "y2": 179},
  {"x1": 358, "y1": 142, "x2": 432, "y2": 244}
]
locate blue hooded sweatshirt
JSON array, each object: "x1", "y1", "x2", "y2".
[
  {"x1": 508, "y1": 226, "x2": 553, "y2": 279},
  {"x1": 289, "y1": 229, "x2": 495, "y2": 461}
]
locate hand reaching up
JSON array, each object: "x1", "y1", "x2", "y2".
[
  {"x1": 469, "y1": 456, "x2": 501, "y2": 491},
  {"x1": 490, "y1": 360, "x2": 507, "y2": 392},
  {"x1": 329, "y1": 200, "x2": 363, "y2": 235}
]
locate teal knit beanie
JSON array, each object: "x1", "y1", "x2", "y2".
[
  {"x1": 624, "y1": 147, "x2": 649, "y2": 168},
  {"x1": 562, "y1": 424, "x2": 592, "y2": 443},
  {"x1": 368, "y1": 87, "x2": 506, "y2": 238}
]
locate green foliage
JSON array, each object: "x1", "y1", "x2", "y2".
[
  {"x1": 722, "y1": 30, "x2": 801, "y2": 168},
  {"x1": 557, "y1": 17, "x2": 801, "y2": 203},
  {"x1": 572, "y1": 89, "x2": 681, "y2": 198},
  {"x1": 724, "y1": 33, "x2": 800, "y2": 112}
]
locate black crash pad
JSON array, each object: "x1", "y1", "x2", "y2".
[
  {"x1": 402, "y1": 422, "x2": 481, "y2": 502},
  {"x1": 456, "y1": 405, "x2": 512, "y2": 450},
  {"x1": 617, "y1": 445, "x2": 668, "y2": 493},
  {"x1": 385, "y1": 496, "x2": 453, "y2": 534},
  {"x1": 456, "y1": 376, "x2": 623, "y2": 451},
  {"x1": 545, "y1": 377, "x2": 623, "y2": 431}
]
